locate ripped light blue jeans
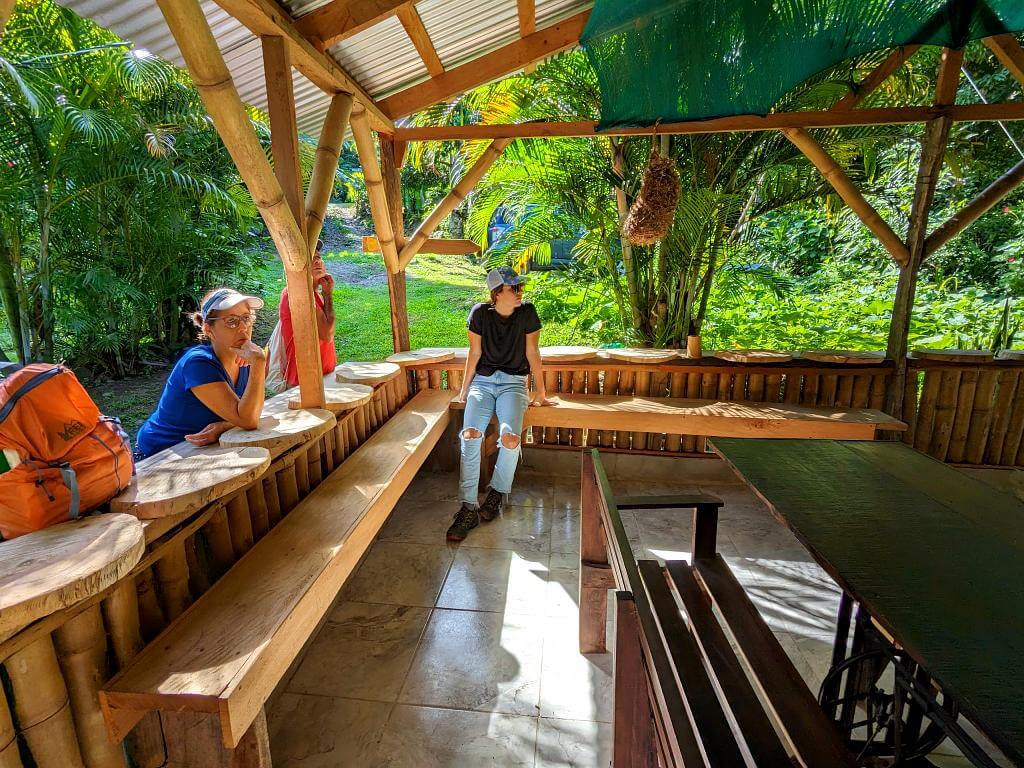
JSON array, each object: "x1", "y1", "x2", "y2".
[{"x1": 459, "y1": 371, "x2": 529, "y2": 505}]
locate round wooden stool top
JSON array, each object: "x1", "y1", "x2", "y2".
[
  {"x1": 540, "y1": 346, "x2": 598, "y2": 362},
  {"x1": 717, "y1": 350, "x2": 793, "y2": 364},
  {"x1": 289, "y1": 382, "x2": 374, "y2": 414},
  {"x1": 112, "y1": 445, "x2": 271, "y2": 520},
  {"x1": 386, "y1": 348, "x2": 457, "y2": 366},
  {"x1": 335, "y1": 361, "x2": 401, "y2": 386},
  {"x1": 602, "y1": 348, "x2": 680, "y2": 364},
  {"x1": 220, "y1": 408, "x2": 336, "y2": 457},
  {"x1": 911, "y1": 349, "x2": 994, "y2": 363},
  {"x1": 0, "y1": 513, "x2": 145, "y2": 639},
  {"x1": 801, "y1": 350, "x2": 885, "y2": 365}
]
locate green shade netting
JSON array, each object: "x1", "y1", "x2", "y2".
[{"x1": 580, "y1": 0, "x2": 1024, "y2": 130}]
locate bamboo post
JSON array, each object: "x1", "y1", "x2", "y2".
[
  {"x1": 568, "y1": 369, "x2": 584, "y2": 446},
  {"x1": 53, "y1": 606, "x2": 125, "y2": 768},
  {"x1": 927, "y1": 370, "x2": 961, "y2": 461},
  {"x1": 0, "y1": 687, "x2": 21, "y2": 768},
  {"x1": 185, "y1": 534, "x2": 213, "y2": 598},
  {"x1": 135, "y1": 568, "x2": 166, "y2": 642},
  {"x1": 380, "y1": 135, "x2": 411, "y2": 352},
  {"x1": 4, "y1": 635, "x2": 85, "y2": 768},
  {"x1": 836, "y1": 373, "x2": 855, "y2": 406},
  {"x1": 304, "y1": 93, "x2": 354, "y2": 251},
  {"x1": 913, "y1": 370, "x2": 942, "y2": 452},
  {"x1": 818, "y1": 373, "x2": 837, "y2": 406},
  {"x1": 203, "y1": 504, "x2": 236, "y2": 577},
  {"x1": 664, "y1": 372, "x2": 686, "y2": 451},
  {"x1": 803, "y1": 374, "x2": 821, "y2": 406},
  {"x1": 307, "y1": 441, "x2": 323, "y2": 487},
  {"x1": 247, "y1": 484, "x2": 271, "y2": 540},
  {"x1": 101, "y1": 585, "x2": 165, "y2": 768},
  {"x1": 613, "y1": 369, "x2": 634, "y2": 449},
  {"x1": 277, "y1": 463, "x2": 300, "y2": 514},
  {"x1": 543, "y1": 371, "x2": 559, "y2": 445},
  {"x1": 415, "y1": 369, "x2": 428, "y2": 393},
  {"x1": 354, "y1": 406, "x2": 368, "y2": 442},
  {"x1": 966, "y1": 370, "x2": 1000, "y2": 463},
  {"x1": 631, "y1": 370, "x2": 651, "y2": 450},
  {"x1": 986, "y1": 370, "x2": 1021, "y2": 464},
  {"x1": 226, "y1": 493, "x2": 255, "y2": 559},
  {"x1": 154, "y1": 0, "x2": 323, "y2": 408},
  {"x1": 351, "y1": 106, "x2": 400, "y2": 273},
  {"x1": 398, "y1": 139, "x2": 512, "y2": 268},
  {"x1": 263, "y1": 474, "x2": 282, "y2": 526},
  {"x1": 783, "y1": 127, "x2": 909, "y2": 265},
  {"x1": 153, "y1": 539, "x2": 192, "y2": 621},
  {"x1": 322, "y1": 431, "x2": 335, "y2": 474},
  {"x1": 682, "y1": 371, "x2": 701, "y2": 452},
  {"x1": 869, "y1": 373, "x2": 888, "y2": 410},
  {"x1": 947, "y1": 369, "x2": 979, "y2": 463},
  {"x1": 851, "y1": 375, "x2": 872, "y2": 408},
  {"x1": 294, "y1": 449, "x2": 310, "y2": 496}
]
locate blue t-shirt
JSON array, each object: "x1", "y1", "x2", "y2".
[{"x1": 136, "y1": 345, "x2": 249, "y2": 459}]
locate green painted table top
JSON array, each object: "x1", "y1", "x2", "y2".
[{"x1": 710, "y1": 438, "x2": 1024, "y2": 765}]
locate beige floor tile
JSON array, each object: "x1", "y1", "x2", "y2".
[
  {"x1": 437, "y1": 547, "x2": 550, "y2": 615},
  {"x1": 463, "y1": 504, "x2": 552, "y2": 554},
  {"x1": 342, "y1": 541, "x2": 454, "y2": 607},
  {"x1": 287, "y1": 602, "x2": 431, "y2": 701},
  {"x1": 535, "y1": 717, "x2": 612, "y2": 768},
  {"x1": 403, "y1": 470, "x2": 460, "y2": 502},
  {"x1": 545, "y1": 552, "x2": 580, "y2": 618},
  {"x1": 378, "y1": 496, "x2": 458, "y2": 545},
  {"x1": 268, "y1": 692, "x2": 390, "y2": 768},
  {"x1": 372, "y1": 705, "x2": 538, "y2": 768},
  {"x1": 540, "y1": 618, "x2": 613, "y2": 723},
  {"x1": 550, "y1": 507, "x2": 581, "y2": 554},
  {"x1": 506, "y1": 480, "x2": 555, "y2": 509},
  {"x1": 400, "y1": 608, "x2": 544, "y2": 715}
]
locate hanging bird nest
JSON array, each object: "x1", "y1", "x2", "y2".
[{"x1": 624, "y1": 148, "x2": 680, "y2": 246}]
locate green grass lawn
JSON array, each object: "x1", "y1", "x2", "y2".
[{"x1": 259, "y1": 249, "x2": 581, "y2": 361}]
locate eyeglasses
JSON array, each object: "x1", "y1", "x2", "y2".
[
  {"x1": 508, "y1": 284, "x2": 524, "y2": 294},
  {"x1": 211, "y1": 313, "x2": 256, "y2": 330}
]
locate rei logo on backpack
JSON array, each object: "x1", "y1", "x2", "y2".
[{"x1": 0, "y1": 364, "x2": 134, "y2": 540}]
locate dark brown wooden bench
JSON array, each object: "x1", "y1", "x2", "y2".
[{"x1": 579, "y1": 448, "x2": 855, "y2": 767}]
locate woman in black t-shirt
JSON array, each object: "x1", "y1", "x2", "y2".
[{"x1": 446, "y1": 267, "x2": 552, "y2": 542}]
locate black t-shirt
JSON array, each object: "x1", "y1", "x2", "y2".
[{"x1": 467, "y1": 302, "x2": 542, "y2": 376}]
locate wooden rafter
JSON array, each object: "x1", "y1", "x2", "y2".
[
  {"x1": 396, "y1": 3, "x2": 443, "y2": 78},
  {"x1": 834, "y1": 45, "x2": 921, "y2": 110},
  {"x1": 783, "y1": 128, "x2": 909, "y2": 265},
  {"x1": 351, "y1": 104, "x2": 401, "y2": 273},
  {"x1": 985, "y1": 34, "x2": 1024, "y2": 88},
  {"x1": 379, "y1": 10, "x2": 590, "y2": 119},
  {"x1": 211, "y1": 0, "x2": 393, "y2": 131},
  {"x1": 295, "y1": 0, "x2": 410, "y2": 50},
  {"x1": 305, "y1": 92, "x2": 354, "y2": 251},
  {"x1": 390, "y1": 103, "x2": 1024, "y2": 141},
  {"x1": 926, "y1": 157, "x2": 1024, "y2": 256},
  {"x1": 517, "y1": 0, "x2": 535, "y2": 37},
  {"x1": 398, "y1": 139, "x2": 511, "y2": 269}
]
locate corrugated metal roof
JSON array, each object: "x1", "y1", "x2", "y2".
[{"x1": 56, "y1": 0, "x2": 591, "y2": 135}]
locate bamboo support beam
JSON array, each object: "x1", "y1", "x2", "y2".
[
  {"x1": 363, "y1": 236, "x2": 480, "y2": 255},
  {"x1": 399, "y1": 138, "x2": 511, "y2": 268},
  {"x1": 210, "y1": 0, "x2": 392, "y2": 131},
  {"x1": 351, "y1": 105, "x2": 401, "y2": 273},
  {"x1": 985, "y1": 34, "x2": 1024, "y2": 88},
  {"x1": 925, "y1": 156, "x2": 1024, "y2": 255},
  {"x1": 263, "y1": 36, "x2": 306, "y2": 235},
  {"x1": 304, "y1": 92, "x2": 354, "y2": 251},
  {"x1": 0, "y1": 0, "x2": 15, "y2": 35},
  {"x1": 396, "y1": 3, "x2": 443, "y2": 77},
  {"x1": 380, "y1": 136, "x2": 411, "y2": 352},
  {"x1": 834, "y1": 45, "x2": 921, "y2": 110},
  {"x1": 390, "y1": 102, "x2": 1024, "y2": 141},
  {"x1": 783, "y1": 127, "x2": 909, "y2": 266}
]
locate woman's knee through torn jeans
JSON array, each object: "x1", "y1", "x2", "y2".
[{"x1": 459, "y1": 371, "x2": 529, "y2": 505}]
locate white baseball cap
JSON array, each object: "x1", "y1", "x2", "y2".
[{"x1": 200, "y1": 289, "x2": 264, "y2": 322}]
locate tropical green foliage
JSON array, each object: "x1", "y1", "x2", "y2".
[{"x1": 0, "y1": 0, "x2": 266, "y2": 374}]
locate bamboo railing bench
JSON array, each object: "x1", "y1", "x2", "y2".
[
  {"x1": 97, "y1": 388, "x2": 455, "y2": 766},
  {"x1": 579, "y1": 449, "x2": 855, "y2": 767}
]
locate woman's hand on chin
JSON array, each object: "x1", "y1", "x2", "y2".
[
  {"x1": 230, "y1": 340, "x2": 266, "y2": 367},
  {"x1": 185, "y1": 421, "x2": 233, "y2": 446}
]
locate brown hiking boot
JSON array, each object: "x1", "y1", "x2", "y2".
[
  {"x1": 446, "y1": 503, "x2": 479, "y2": 542},
  {"x1": 479, "y1": 488, "x2": 503, "y2": 522}
]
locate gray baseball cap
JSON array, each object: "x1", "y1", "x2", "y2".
[{"x1": 486, "y1": 266, "x2": 525, "y2": 291}]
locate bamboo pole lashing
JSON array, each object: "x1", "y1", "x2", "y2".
[
  {"x1": 153, "y1": 539, "x2": 192, "y2": 621},
  {"x1": 398, "y1": 138, "x2": 512, "y2": 268},
  {"x1": 4, "y1": 635, "x2": 85, "y2": 768},
  {"x1": 53, "y1": 606, "x2": 125, "y2": 768},
  {"x1": 783, "y1": 127, "x2": 910, "y2": 266},
  {"x1": 351, "y1": 105, "x2": 400, "y2": 273},
  {"x1": 304, "y1": 93, "x2": 354, "y2": 251}
]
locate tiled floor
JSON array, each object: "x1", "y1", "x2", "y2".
[{"x1": 266, "y1": 456, "x2": 1003, "y2": 767}]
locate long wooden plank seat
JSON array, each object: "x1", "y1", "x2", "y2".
[
  {"x1": 473, "y1": 393, "x2": 905, "y2": 439},
  {"x1": 580, "y1": 449, "x2": 854, "y2": 767},
  {"x1": 99, "y1": 389, "x2": 455, "y2": 763}
]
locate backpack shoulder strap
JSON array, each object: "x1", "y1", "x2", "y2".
[{"x1": 0, "y1": 367, "x2": 64, "y2": 424}]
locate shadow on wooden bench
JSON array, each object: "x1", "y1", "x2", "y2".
[
  {"x1": 580, "y1": 448, "x2": 855, "y2": 767},
  {"x1": 99, "y1": 389, "x2": 456, "y2": 766}
]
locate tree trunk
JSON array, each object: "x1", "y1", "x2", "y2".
[
  {"x1": 36, "y1": 193, "x2": 54, "y2": 360},
  {"x1": 0, "y1": 227, "x2": 27, "y2": 364}
]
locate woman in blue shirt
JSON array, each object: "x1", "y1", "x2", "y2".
[{"x1": 135, "y1": 288, "x2": 268, "y2": 459}]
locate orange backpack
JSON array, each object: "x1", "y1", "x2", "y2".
[{"x1": 0, "y1": 364, "x2": 134, "y2": 539}]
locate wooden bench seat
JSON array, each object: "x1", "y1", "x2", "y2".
[
  {"x1": 580, "y1": 449, "x2": 854, "y2": 767},
  {"x1": 100, "y1": 389, "x2": 455, "y2": 763}
]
